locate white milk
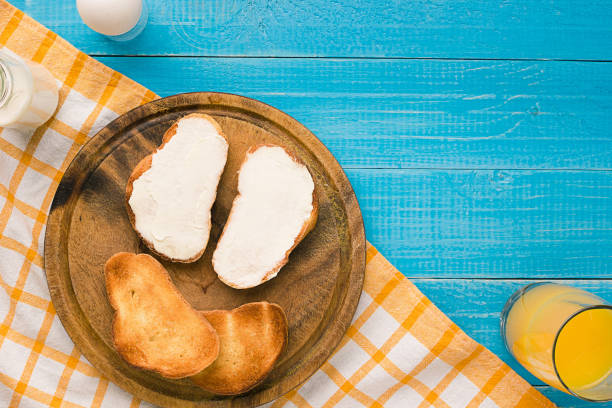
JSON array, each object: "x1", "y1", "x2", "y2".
[{"x1": 0, "y1": 50, "x2": 58, "y2": 131}]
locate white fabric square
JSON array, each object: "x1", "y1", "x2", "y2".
[
  {"x1": 20, "y1": 395, "x2": 49, "y2": 408},
  {"x1": 352, "y1": 292, "x2": 372, "y2": 324},
  {"x1": 45, "y1": 316, "x2": 75, "y2": 356},
  {"x1": 0, "y1": 338, "x2": 30, "y2": 380},
  {"x1": 336, "y1": 394, "x2": 363, "y2": 407},
  {"x1": 3, "y1": 206, "x2": 35, "y2": 249},
  {"x1": 386, "y1": 331, "x2": 429, "y2": 374},
  {"x1": 359, "y1": 307, "x2": 400, "y2": 349},
  {"x1": 138, "y1": 401, "x2": 156, "y2": 408},
  {"x1": 0, "y1": 289, "x2": 9, "y2": 322},
  {"x1": 480, "y1": 397, "x2": 500, "y2": 408},
  {"x1": 15, "y1": 167, "x2": 52, "y2": 210},
  {"x1": 355, "y1": 364, "x2": 397, "y2": 400},
  {"x1": 90, "y1": 106, "x2": 119, "y2": 136},
  {"x1": 100, "y1": 381, "x2": 136, "y2": 407},
  {"x1": 23, "y1": 263, "x2": 51, "y2": 301},
  {"x1": 33, "y1": 128, "x2": 73, "y2": 169},
  {"x1": 63, "y1": 369, "x2": 100, "y2": 407},
  {"x1": 0, "y1": 380, "x2": 14, "y2": 406},
  {"x1": 1, "y1": 127, "x2": 30, "y2": 151},
  {"x1": 0, "y1": 149, "x2": 19, "y2": 187},
  {"x1": 414, "y1": 357, "x2": 453, "y2": 390},
  {"x1": 386, "y1": 384, "x2": 425, "y2": 408},
  {"x1": 0, "y1": 245, "x2": 24, "y2": 287},
  {"x1": 28, "y1": 354, "x2": 64, "y2": 393},
  {"x1": 54, "y1": 89, "x2": 96, "y2": 132},
  {"x1": 440, "y1": 373, "x2": 480, "y2": 407},
  {"x1": 328, "y1": 338, "x2": 370, "y2": 380},
  {"x1": 260, "y1": 401, "x2": 297, "y2": 408},
  {"x1": 37, "y1": 223, "x2": 45, "y2": 256},
  {"x1": 297, "y1": 369, "x2": 337, "y2": 407},
  {"x1": 12, "y1": 300, "x2": 45, "y2": 340}
]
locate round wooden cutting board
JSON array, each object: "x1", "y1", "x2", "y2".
[{"x1": 44, "y1": 93, "x2": 365, "y2": 407}]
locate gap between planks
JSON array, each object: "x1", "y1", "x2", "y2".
[{"x1": 89, "y1": 55, "x2": 612, "y2": 63}]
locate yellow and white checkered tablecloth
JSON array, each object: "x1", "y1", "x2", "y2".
[{"x1": 0, "y1": 2, "x2": 556, "y2": 407}]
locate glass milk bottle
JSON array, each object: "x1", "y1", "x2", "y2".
[{"x1": 0, "y1": 50, "x2": 59, "y2": 132}]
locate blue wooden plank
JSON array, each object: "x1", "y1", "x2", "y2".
[
  {"x1": 97, "y1": 56, "x2": 612, "y2": 170},
  {"x1": 346, "y1": 169, "x2": 612, "y2": 279},
  {"x1": 411, "y1": 279, "x2": 612, "y2": 395},
  {"x1": 10, "y1": 0, "x2": 612, "y2": 59}
]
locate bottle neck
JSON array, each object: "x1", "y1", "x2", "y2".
[{"x1": 0, "y1": 60, "x2": 12, "y2": 108}]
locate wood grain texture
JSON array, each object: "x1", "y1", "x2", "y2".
[
  {"x1": 98, "y1": 57, "x2": 612, "y2": 170},
  {"x1": 44, "y1": 93, "x2": 365, "y2": 407},
  {"x1": 18, "y1": 0, "x2": 610, "y2": 405},
  {"x1": 11, "y1": 0, "x2": 612, "y2": 59},
  {"x1": 347, "y1": 169, "x2": 612, "y2": 279}
]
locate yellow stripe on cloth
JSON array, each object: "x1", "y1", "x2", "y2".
[{"x1": 0, "y1": 1, "x2": 557, "y2": 407}]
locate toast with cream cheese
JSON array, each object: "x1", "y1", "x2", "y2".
[{"x1": 126, "y1": 114, "x2": 228, "y2": 262}]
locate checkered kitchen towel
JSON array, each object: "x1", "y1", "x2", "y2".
[{"x1": 0, "y1": 2, "x2": 555, "y2": 408}]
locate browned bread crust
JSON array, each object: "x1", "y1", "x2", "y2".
[
  {"x1": 190, "y1": 302, "x2": 288, "y2": 395},
  {"x1": 125, "y1": 113, "x2": 227, "y2": 263},
  {"x1": 105, "y1": 252, "x2": 220, "y2": 378},
  {"x1": 213, "y1": 144, "x2": 318, "y2": 288}
]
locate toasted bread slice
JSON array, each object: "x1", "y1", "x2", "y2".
[
  {"x1": 212, "y1": 145, "x2": 318, "y2": 289},
  {"x1": 190, "y1": 302, "x2": 288, "y2": 395},
  {"x1": 126, "y1": 113, "x2": 228, "y2": 263},
  {"x1": 105, "y1": 252, "x2": 220, "y2": 379}
]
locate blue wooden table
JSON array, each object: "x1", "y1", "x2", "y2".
[{"x1": 13, "y1": 1, "x2": 612, "y2": 406}]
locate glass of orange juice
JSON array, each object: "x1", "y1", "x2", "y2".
[{"x1": 501, "y1": 282, "x2": 612, "y2": 402}]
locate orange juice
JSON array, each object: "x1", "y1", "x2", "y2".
[
  {"x1": 555, "y1": 308, "x2": 612, "y2": 392},
  {"x1": 502, "y1": 283, "x2": 612, "y2": 401}
]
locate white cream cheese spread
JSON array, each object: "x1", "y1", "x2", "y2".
[
  {"x1": 128, "y1": 116, "x2": 228, "y2": 261},
  {"x1": 213, "y1": 145, "x2": 315, "y2": 288}
]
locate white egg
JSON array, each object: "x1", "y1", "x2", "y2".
[{"x1": 76, "y1": 0, "x2": 143, "y2": 36}]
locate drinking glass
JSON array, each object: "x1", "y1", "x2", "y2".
[{"x1": 501, "y1": 282, "x2": 612, "y2": 402}]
